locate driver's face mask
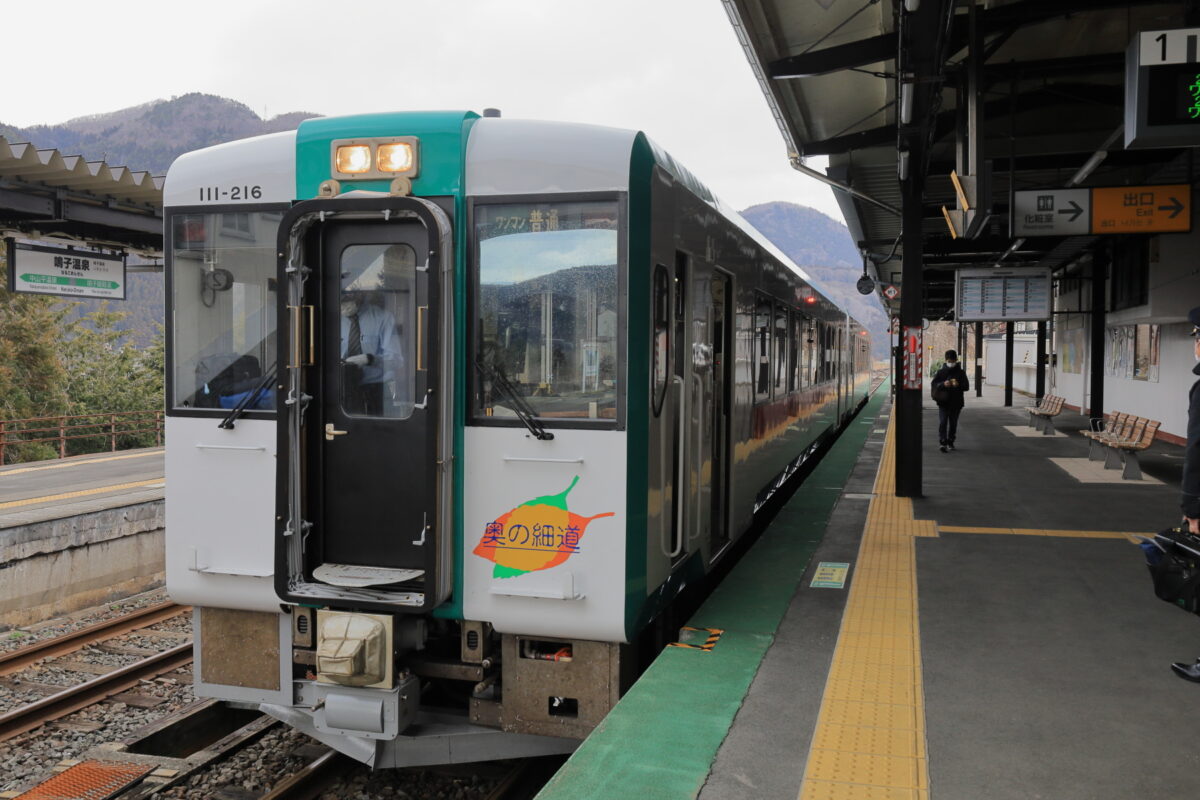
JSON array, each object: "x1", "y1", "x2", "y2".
[{"x1": 340, "y1": 299, "x2": 360, "y2": 317}]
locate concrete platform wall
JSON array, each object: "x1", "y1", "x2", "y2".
[{"x1": 0, "y1": 500, "x2": 164, "y2": 629}]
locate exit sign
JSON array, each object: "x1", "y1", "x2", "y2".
[{"x1": 1127, "y1": 28, "x2": 1200, "y2": 148}]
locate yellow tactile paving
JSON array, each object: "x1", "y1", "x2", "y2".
[
  {"x1": 936, "y1": 525, "x2": 1148, "y2": 539},
  {"x1": 0, "y1": 478, "x2": 164, "y2": 511},
  {"x1": 798, "y1": 409, "x2": 929, "y2": 800}
]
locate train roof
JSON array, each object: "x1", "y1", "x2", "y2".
[{"x1": 164, "y1": 113, "x2": 848, "y2": 319}]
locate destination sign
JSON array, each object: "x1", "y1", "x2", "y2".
[
  {"x1": 956, "y1": 267, "x2": 1051, "y2": 322},
  {"x1": 5, "y1": 240, "x2": 126, "y2": 300},
  {"x1": 1014, "y1": 185, "x2": 1191, "y2": 236}
]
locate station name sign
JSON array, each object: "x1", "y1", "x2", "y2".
[
  {"x1": 956, "y1": 267, "x2": 1051, "y2": 322},
  {"x1": 1013, "y1": 184, "x2": 1191, "y2": 237},
  {"x1": 5, "y1": 239, "x2": 127, "y2": 300}
]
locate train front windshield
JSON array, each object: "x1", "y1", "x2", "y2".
[
  {"x1": 472, "y1": 200, "x2": 621, "y2": 422},
  {"x1": 169, "y1": 211, "x2": 281, "y2": 411}
]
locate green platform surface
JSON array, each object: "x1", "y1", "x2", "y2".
[{"x1": 536, "y1": 386, "x2": 887, "y2": 800}]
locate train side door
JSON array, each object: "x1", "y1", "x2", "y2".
[{"x1": 707, "y1": 271, "x2": 732, "y2": 557}]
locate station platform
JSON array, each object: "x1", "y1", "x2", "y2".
[{"x1": 536, "y1": 382, "x2": 1196, "y2": 800}]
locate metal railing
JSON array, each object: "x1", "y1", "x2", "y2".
[{"x1": 0, "y1": 410, "x2": 163, "y2": 464}]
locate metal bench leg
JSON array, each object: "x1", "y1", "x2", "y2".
[
  {"x1": 1042, "y1": 418, "x2": 1056, "y2": 435},
  {"x1": 1088, "y1": 438, "x2": 1104, "y2": 460},
  {"x1": 1121, "y1": 451, "x2": 1143, "y2": 480},
  {"x1": 1104, "y1": 446, "x2": 1122, "y2": 470},
  {"x1": 1028, "y1": 413, "x2": 1037, "y2": 428}
]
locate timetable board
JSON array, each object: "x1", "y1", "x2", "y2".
[{"x1": 955, "y1": 267, "x2": 1051, "y2": 322}]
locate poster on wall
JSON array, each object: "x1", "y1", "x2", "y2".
[
  {"x1": 1134, "y1": 324, "x2": 1160, "y2": 382},
  {"x1": 1105, "y1": 327, "x2": 1136, "y2": 379},
  {"x1": 1058, "y1": 316, "x2": 1085, "y2": 374}
]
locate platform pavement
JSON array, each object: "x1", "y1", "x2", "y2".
[
  {"x1": 0, "y1": 447, "x2": 164, "y2": 527},
  {"x1": 537, "y1": 382, "x2": 1199, "y2": 799}
]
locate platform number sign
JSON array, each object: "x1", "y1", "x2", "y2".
[{"x1": 1126, "y1": 28, "x2": 1200, "y2": 148}]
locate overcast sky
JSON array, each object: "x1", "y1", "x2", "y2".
[{"x1": 2, "y1": 1, "x2": 843, "y2": 221}]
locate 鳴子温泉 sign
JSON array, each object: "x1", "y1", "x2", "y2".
[{"x1": 5, "y1": 240, "x2": 126, "y2": 300}]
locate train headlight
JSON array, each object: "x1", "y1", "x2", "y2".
[
  {"x1": 334, "y1": 145, "x2": 372, "y2": 175},
  {"x1": 377, "y1": 142, "x2": 414, "y2": 173},
  {"x1": 330, "y1": 137, "x2": 420, "y2": 181}
]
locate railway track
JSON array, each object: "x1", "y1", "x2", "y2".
[
  {"x1": 0, "y1": 601, "x2": 188, "y2": 677},
  {"x1": 0, "y1": 642, "x2": 193, "y2": 742}
]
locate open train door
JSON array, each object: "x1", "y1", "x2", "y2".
[{"x1": 274, "y1": 196, "x2": 454, "y2": 613}]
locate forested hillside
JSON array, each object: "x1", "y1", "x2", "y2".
[
  {"x1": 0, "y1": 93, "x2": 317, "y2": 174},
  {"x1": 741, "y1": 202, "x2": 889, "y2": 359}
]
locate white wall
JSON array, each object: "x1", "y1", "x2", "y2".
[{"x1": 983, "y1": 334, "x2": 1040, "y2": 396}]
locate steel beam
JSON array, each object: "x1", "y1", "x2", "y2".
[{"x1": 769, "y1": 33, "x2": 896, "y2": 78}]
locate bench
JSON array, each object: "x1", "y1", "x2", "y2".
[
  {"x1": 1101, "y1": 417, "x2": 1161, "y2": 480},
  {"x1": 1081, "y1": 411, "x2": 1134, "y2": 460},
  {"x1": 1027, "y1": 394, "x2": 1064, "y2": 434}
]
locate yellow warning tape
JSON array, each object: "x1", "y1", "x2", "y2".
[
  {"x1": 0, "y1": 478, "x2": 164, "y2": 511},
  {"x1": 667, "y1": 626, "x2": 725, "y2": 652},
  {"x1": 0, "y1": 449, "x2": 161, "y2": 477}
]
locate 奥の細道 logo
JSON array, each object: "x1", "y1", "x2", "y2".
[{"x1": 473, "y1": 476, "x2": 615, "y2": 578}]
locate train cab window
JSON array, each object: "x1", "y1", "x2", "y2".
[
  {"x1": 473, "y1": 200, "x2": 620, "y2": 422},
  {"x1": 773, "y1": 304, "x2": 788, "y2": 396},
  {"x1": 338, "y1": 244, "x2": 417, "y2": 419},
  {"x1": 652, "y1": 265, "x2": 670, "y2": 416},
  {"x1": 169, "y1": 210, "x2": 281, "y2": 411},
  {"x1": 754, "y1": 295, "x2": 772, "y2": 403}
]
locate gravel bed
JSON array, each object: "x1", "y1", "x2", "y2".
[
  {"x1": 0, "y1": 588, "x2": 171, "y2": 653},
  {"x1": 158, "y1": 724, "x2": 315, "y2": 799},
  {"x1": 316, "y1": 766, "x2": 503, "y2": 800},
  {"x1": 0, "y1": 668, "x2": 195, "y2": 794}
]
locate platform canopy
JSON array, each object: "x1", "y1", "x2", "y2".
[
  {"x1": 722, "y1": 0, "x2": 1197, "y2": 320},
  {"x1": 0, "y1": 134, "x2": 163, "y2": 253}
]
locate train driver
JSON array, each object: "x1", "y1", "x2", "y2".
[{"x1": 340, "y1": 289, "x2": 403, "y2": 416}]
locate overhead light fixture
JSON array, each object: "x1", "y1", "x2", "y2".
[{"x1": 899, "y1": 80, "x2": 914, "y2": 125}]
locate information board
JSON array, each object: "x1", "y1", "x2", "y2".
[
  {"x1": 956, "y1": 267, "x2": 1051, "y2": 322},
  {"x1": 5, "y1": 240, "x2": 126, "y2": 300}
]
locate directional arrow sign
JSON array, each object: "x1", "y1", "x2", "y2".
[
  {"x1": 1014, "y1": 189, "x2": 1091, "y2": 236},
  {"x1": 1092, "y1": 184, "x2": 1191, "y2": 234}
]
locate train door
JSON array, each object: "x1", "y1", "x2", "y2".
[
  {"x1": 319, "y1": 222, "x2": 429, "y2": 570},
  {"x1": 707, "y1": 271, "x2": 732, "y2": 557},
  {"x1": 277, "y1": 198, "x2": 452, "y2": 612},
  {"x1": 668, "y1": 252, "x2": 690, "y2": 564}
]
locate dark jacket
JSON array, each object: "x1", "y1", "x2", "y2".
[
  {"x1": 1184, "y1": 362, "x2": 1200, "y2": 519},
  {"x1": 931, "y1": 362, "x2": 970, "y2": 409}
]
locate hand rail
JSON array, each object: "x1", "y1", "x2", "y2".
[{"x1": 0, "y1": 409, "x2": 162, "y2": 465}]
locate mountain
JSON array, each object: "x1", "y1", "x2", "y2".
[
  {"x1": 0, "y1": 93, "x2": 318, "y2": 175},
  {"x1": 2, "y1": 97, "x2": 887, "y2": 360},
  {"x1": 741, "y1": 202, "x2": 889, "y2": 360}
]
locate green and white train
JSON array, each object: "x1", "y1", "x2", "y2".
[{"x1": 163, "y1": 110, "x2": 871, "y2": 767}]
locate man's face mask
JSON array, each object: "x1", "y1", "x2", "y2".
[{"x1": 340, "y1": 299, "x2": 360, "y2": 317}]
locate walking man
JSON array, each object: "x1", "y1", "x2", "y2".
[
  {"x1": 1167, "y1": 307, "x2": 1200, "y2": 682},
  {"x1": 932, "y1": 349, "x2": 970, "y2": 452}
]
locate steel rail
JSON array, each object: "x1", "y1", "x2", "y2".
[
  {"x1": 0, "y1": 602, "x2": 189, "y2": 677},
  {"x1": 259, "y1": 749, "x2": 354, "y2": 800},
  {"x1": 0, "y1": 642, "x2": 193, "y2": 742}
]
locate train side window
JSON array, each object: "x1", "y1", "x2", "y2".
[
  {"x1": 754, "y1": 294, "x2": 772, "y2": 403},
  {"x1": 790, "y1": 310, "x2": 802, "y2": 392},
  {"x1": 773, "y1": 304, "x2": 788, "y2": 396},
  {"x1": 652, "y1": 264, "x2": 670, "y2": 416}
]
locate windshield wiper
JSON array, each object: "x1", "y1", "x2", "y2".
[
  {"x1": 219, "y1": 366, "x2": 278, "y2": 430},
  {"x1": 474, "y1": 356, "x2": 553, "y2": 441}
]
